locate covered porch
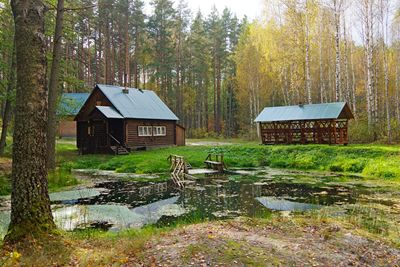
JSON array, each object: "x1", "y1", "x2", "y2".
[{"x1": 77, "y1": 107, "x2": 129, "y2": 155}]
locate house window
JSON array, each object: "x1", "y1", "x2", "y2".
[
  {"x1": 153, "y1": 126, "x2": 166, "y2": 136},
  {"x1": 138, "y1": 126, "x2": 153, "y2": 136}
]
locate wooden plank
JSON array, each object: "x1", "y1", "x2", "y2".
[{"x1": 204, "y1": 161, "x2": 223, "y2": 165}]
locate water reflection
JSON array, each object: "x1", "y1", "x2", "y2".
[{"x1": 0, "y1": 173, "x2": 364, "y2": 235}]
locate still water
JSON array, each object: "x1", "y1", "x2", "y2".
[{"x1": 0, "y1": 171, "x2": 369, "y2": 237}]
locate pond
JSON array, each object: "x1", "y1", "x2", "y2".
[{"x1": 0, "y1": 169, "x2": 379, "y2": 238}]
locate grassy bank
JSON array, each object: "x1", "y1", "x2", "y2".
[
  {"x1": 61, "y1": 143, "x2": 400, "y2": 179},
  {"x1": 1, "y1": 141, "x2": 400, "y2": 196}
]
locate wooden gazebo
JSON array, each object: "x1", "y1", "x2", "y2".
[{"x1": 255, "y1": 102, "x2": 354, "y2": 145}]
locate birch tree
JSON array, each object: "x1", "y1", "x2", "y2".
[
  {"x1": 360, "y1": 0, "x2": 376, "y2": 129},
  {"x1": 379, "y1": 0, "x2": 391, "y2": 142}
]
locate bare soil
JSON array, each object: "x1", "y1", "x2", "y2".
[{"x1": 142, "y1": 218, "x2": 400, "y2": 266}]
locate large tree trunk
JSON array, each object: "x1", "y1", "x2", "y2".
[
  {"x1": 47, "y1": 0, "x2": 64, "y2": 170},
  {"x1": 0, "y1": 41, "x2": 16, "y2": 155},
  {"x1": 5, "y1": 0, "x2": 56, "y2": 243}
]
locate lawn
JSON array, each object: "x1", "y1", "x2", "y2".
[
  {"x1": 1, "y1": 140, "x2": 400, "y2": 197},
  {"x1": 60, "y1": 141, "x2": 400, "y2": 179}
]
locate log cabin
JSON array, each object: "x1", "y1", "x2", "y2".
[
  {"x1": 255, "y1": 102, "x2": 354, "y2": 145},
  {"x1": 58, "y1": 93, "x2": 90, "y2": 138},
  {"x1": 75, "y1": 84, "x2": 185, "y2": 154}
]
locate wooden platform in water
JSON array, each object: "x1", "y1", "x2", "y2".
[{"x1": 188, "y1": 169, "x2": 220, "y2": 175}]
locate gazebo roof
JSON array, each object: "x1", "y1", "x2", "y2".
[{"x1": 255, "y1": 102, "x2": 354, "y2": 123}]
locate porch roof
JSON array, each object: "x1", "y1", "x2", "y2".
[{"x1": 96, "y1": 106, "x2": 124, "y2": 119}]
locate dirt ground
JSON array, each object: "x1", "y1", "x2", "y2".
[
  {"x1": 1, "y1": 217, "x2": 400, "y2": 266},
  {"x1": 141, "y1": 218, "x2": 400, "y2": 267}
]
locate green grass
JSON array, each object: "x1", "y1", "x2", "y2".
[
  {"x1": 1, "y1": 140, "x2": 400, "y2": 196},
  {"x1": 0, "y1": 175, "x2": 11, "y2": 196},
  {"x1": 47, "y1": 168, "x2": 79, "y2": 192},
  {"x1": 59, "y1": 142, "x2": 400, "y2": 180}
]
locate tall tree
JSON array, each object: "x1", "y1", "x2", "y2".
[
  {"x1": 305, "y1": 0, "x2": 312, "y2": 104},
  {"x1": 333, "y1": 0, "x2": 342, "y2": 101},
  {"x1": 148, "y1": 0, "x2": 176, "y2": 101},
  {"x1": 0, "y1": 3, "x2": 15, "y2": 155},
  {"x1": 5, "y1": 0, "x2": 55, "y2": 242},
  {"x1": 0, "y1": 41, "x2": 15, "y2": 155},
  {"x1": 207, "y1": 7, "x2": 224, "y2": 133},
  {"x1": 47, "y1": 0, "x2": 65, "y2": 170},
  {"x1": 131, "y1": 0, "x2": 146, "y2": 88},
  {"x1": 379, "y1": 0, "x2": 391, "y2": 142},
  {"x1": 360, "y1": 0, "x2": 376, "y2": 130}
]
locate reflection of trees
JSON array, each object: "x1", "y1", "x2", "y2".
[{"x1": 178, "y1": 180, "x2": 267, "y2": 219}]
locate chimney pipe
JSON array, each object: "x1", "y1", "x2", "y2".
[{"x1": 122, "y1": 73, "x2": 129, "y2": 94}]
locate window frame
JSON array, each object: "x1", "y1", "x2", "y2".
[
  {"x1": 153, "y1": 126, "x2": 166, "y2": 136},
  {"x1": 138, "y1": 126, "x2": 153, "y2": 137}
]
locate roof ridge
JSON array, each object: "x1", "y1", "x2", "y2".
[{"x1": 96, "y1": 83, "x2": 151, "y2": 92}]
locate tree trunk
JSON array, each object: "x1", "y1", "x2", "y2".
[
  {"x1": 349, "y1": 33, "x2": 357, "y2": 117},
  {"x1": 343, "y1": 17, "x2": 350, "y2": 103},
  {"x1": 0, "y1": 41, "x2": 16, "y2": 155},
  {"x1": 47, "y1": 0, "x2": 64, "y2": 170},
  {"x1": 5, "y1": 0, "x2": 56, "y2": 243},
  {"x1": 334, "y1": 0, "x2": 341, "y2": 102},
  {"x1": 305, "y1": 0, "x2": 311, "y2": 104},
  {"x1": 380, "y1": 0, "x2": 391, "y2": 143},
  {"x1": 319, "y1": 13, "x2": 325, "y2": 103},
  {"x1": 364, "y1": 0, "x2": 375, "y2": 130},
  {"x1": 396, "y1": 61, "x2": 400, "y2": 123}
]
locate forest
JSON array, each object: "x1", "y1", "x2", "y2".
[
  {"x1": 1, "y1": 0, "x2": 399, "y2": 141},
  {"x1": 1, "y1": 0, "x2": 400, "y2": 265}
]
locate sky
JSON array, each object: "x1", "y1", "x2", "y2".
[
  {"x1": 144, "y1": 0, "x2": 264, "y2": 20},
  {"x1": 183, "y1": 0, "x2": 263, "y2": 19}
]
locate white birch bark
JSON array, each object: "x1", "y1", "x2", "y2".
[
  {"x1": 380, "y1": 0, "x2": 391, "y2": 142},
  {"x1": 334, "y1": 0, "x2": 342, "y2": 101},
  {"x1": 396, "y1": 60, "x2": 400, "y2": 123},
  {"x1": 319, "y1": 11, "x2": 325, "y2": 103},
  {"x1": 361, "y1": 0, "x2": 375, "y2": 129},
  {"x1": 349, "y1": 36, "x2": 357, "y2": 116},
  {"x1": 305, "y1": 0, "x2": 312, "y2": 104},
  {"x1": 343, "y1": 16, "x2": 351, "y2": 103}
]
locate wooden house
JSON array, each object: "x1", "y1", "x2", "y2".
[
  {"x1": 58, "y1": 93, "x2": 90, "y2": 138},
  {"x1": 75, "y1": 84, "x2": 185, "y2": 154},
  {"x1": 255, "y1": 102, "x2": 354, "y2": 145}
]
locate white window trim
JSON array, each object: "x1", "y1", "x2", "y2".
[
  {"x1": 153, "y1": 126, "x2": 166, "y2": 136},
  {"x1": 138, "y1": 126, "x2": 153, "y2": 136}
]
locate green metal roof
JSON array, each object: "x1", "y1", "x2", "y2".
[
  {"x1": 96, "y1": 106, "x2": 124, "y2": 119},
  {"x1": 97, "y1": 84, "x2": 179, "y2": 121},
  {"x1": 254, "y1": 102, "x2": 353, "y2": 122},
  {"x1": 59, "y1": 93, "x2": 90, "y2": 116}
]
